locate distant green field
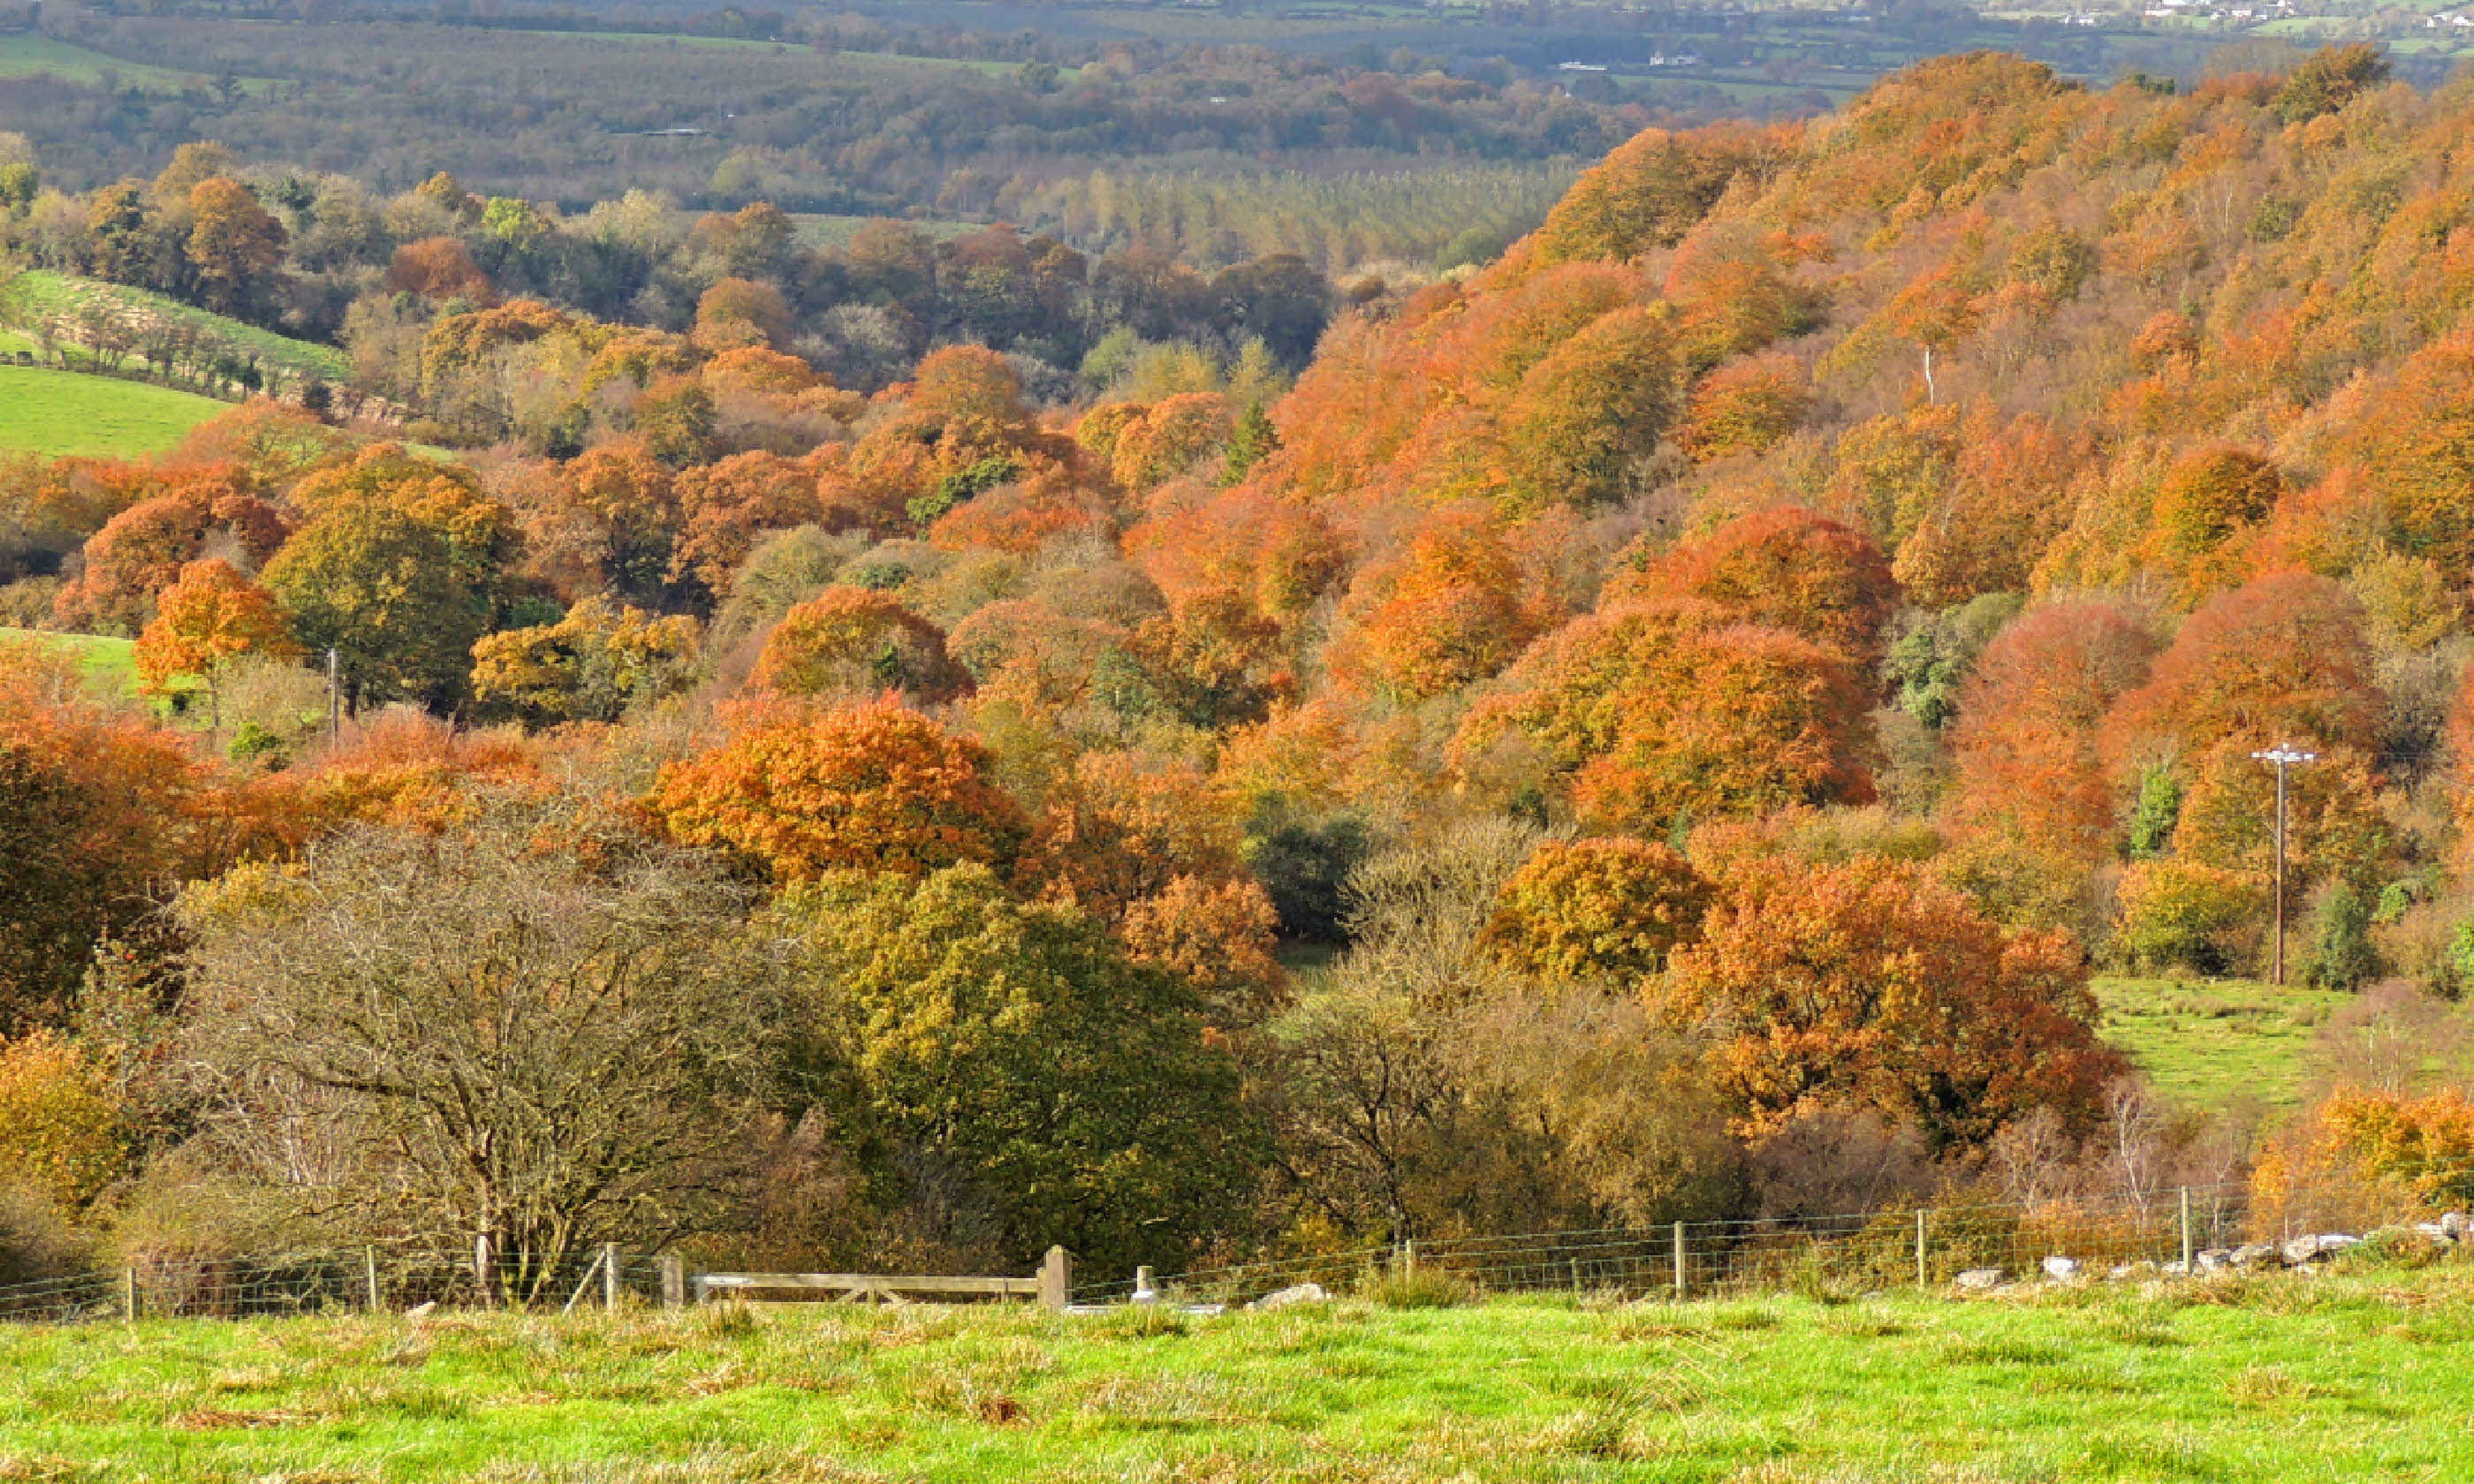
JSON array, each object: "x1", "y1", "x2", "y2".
[
  {"x1": 565, "y1": 31, "x2": 1011, "y2": 74},
  {"x1": 0, "y1": 33, "x2": 216, "y2": 90},
  {"x1": 2094, "y1": 977, "x2": 2354, "y2": 1113},
  {"x1": 0, "y1": 366, "x2": 226, "y2": 458},
  {"x1": 9, "y1": 272, "x2": 351, "y2": 384},
  {"x1": 0, "y1": 627, "x2": 136, "y2": 694}
]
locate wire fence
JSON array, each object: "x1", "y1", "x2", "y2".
[
  {"x1": 2, "y1": 1157, "x2": 2467, "y2": 1325},
  {"x1": 0, "y1": 1245, "x2": 677, "y2": 1325},
  {"x1": 1072, "y1": 1161, "x2": 2474, "y2": 1308}
]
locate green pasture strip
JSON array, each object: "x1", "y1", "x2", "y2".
[{"x1": 2, "y1": 1259, "x2": 2469, "y2": 1480}]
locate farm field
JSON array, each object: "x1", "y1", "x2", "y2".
[
  {"x1": 0, "y1": 629, "x2": 136, "y2": 694},
  {"x1": 7, "y1": 272, "x2": 353, "y2": 385},
  {"x1": 2093, "y1": 977, "x2": 2353, "y2": 1113},
  {"x1": 0, "y1": 33, "x2": 216, "y2": 90},
  {"x1": 1, "y1": 1260, "x2": 2469, "y2": 1481},
  {"x1": 0, "y1": 365, "x2": 225, "y2": 458}
]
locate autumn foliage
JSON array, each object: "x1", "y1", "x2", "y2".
[{"x1": 649, "y1": 698, "x2": 1024, "y2": 882}]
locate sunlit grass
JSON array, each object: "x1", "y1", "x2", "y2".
[
  {"x1": 3, "y1": 1256, "x2": 2470, "y2": 1480},
  {"x1": 2094, "y1": 975, "x2": 2353, "y2": 1112}
]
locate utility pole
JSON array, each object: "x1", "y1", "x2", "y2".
[{"x1": 2249, "y1": 744, "x2": 2317, "y2": 985}]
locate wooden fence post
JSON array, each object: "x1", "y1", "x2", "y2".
[
  {"x1": 365, "y1": 1246, "x2": 381, "y2": 1313},
  {"x1": 1916, "y1": 1208, "x2": 1928, "y2": 1287},
  {"x1": 123, "y1": 1267, "x2": 136, "y2": 1323},
  {"x1": 2180, "y1": 1186, "x2": 2193, "y2": 1272},
  {"x1": 603, "y1": 1244, "x2": 620, "y2": 1311},
  {"x1": 660, "y1": 1254, "x2": 684, "y2": 1310},
  {"x1": 1039, "y1": 1246, "x2": 1072, "y2": 1311},
  {"x1": 1673, "y1": 1222, "x2": 1686, "y2": 1301},
  {"x1": 474, "y1": 1234, "x2": 493, "y2": 1308}
]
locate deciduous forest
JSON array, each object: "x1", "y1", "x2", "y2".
[{"x1": 1, "y1": 39, "x2": 2471, "y2": 1293}]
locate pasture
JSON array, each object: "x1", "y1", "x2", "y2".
[{"x1": 0, "y1": 1258, "x2": 2467, "y2": 1481}]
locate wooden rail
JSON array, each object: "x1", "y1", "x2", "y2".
[{"x1": 687, "y1": 1246, "x2": 1072, "y2": 1310}]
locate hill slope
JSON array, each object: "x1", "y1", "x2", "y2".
[{"x1": 0, "y1": 365, "x2": 226, "y2": 458}]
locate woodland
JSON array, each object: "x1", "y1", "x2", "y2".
[{"x1": 0, "y1": 42, "x2": 2472, "y2": 1295}]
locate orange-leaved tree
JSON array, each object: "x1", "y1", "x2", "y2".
[
  {"x1": 1660, "y1": 853, "x2": 2121, "y2": 1147},
  {"x1": 1948, "y1": 599, "x2": 2157, "y2": 860},
  {"x1": 1454, "y1": 596, "x2": 1871, "y2": 831},
  {"x1": 1607, "y1": 504, "x2": 1898, "y2": 665},
  {"x1": 648, "y1": 697, "x2": 1024, "y2": 882},
  {"x1": 0, "y1": 643, "x2": 201, "y2": 1032},
  {"x1": 133, "y1": 558, "x2": 301, "y2": 727},
  {"x1": 1331, "y1": 509, "x2": 1548, "y2": 704}
]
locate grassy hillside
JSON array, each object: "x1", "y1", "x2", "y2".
[
  {"x1": 0, "y1": 366, "x2": 226, "y2": 458},
  {"x1": 0, "y1": 629, "x2": 137, "y2": 694},
  {"x1": 7, "y1": 272, "x2": 351, "y2": 385},
  {"x1": 3, "y1": 1261, "x2": 2469, "y2": 1480},
  {"x1": 2094, "y1": 978, "x2": 2353, "y2": 1114},
  {"x1": 0, "y1": 33, "x2": 216, "y2": 90}
]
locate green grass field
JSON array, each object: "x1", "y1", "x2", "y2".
[
  {"x1": 3, "y1": 1258, "x2": 2470, "y2": 1481},
  {"x1": 0, "y1": 366, "x2": 227, "y2": 459},
  {"x1": 8, "y1": 272, "x2": 352, "y2": 384},
  {"x1": 0, "y1": 629, "x2": 137, "y2": 693},
  {"x1": 2093, "y1": 977, "x2": 2352, "y2": 1113},
  {"x1": 0, "y1": 33, "x2": 218, "y2": 90}
]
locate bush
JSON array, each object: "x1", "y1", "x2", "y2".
[
  {"x1": 0, "y1": 1179, "x2": 87, "y2": 1287},
  {"x1": 2114, "y1": 860, "x2": 2264, "y2": 974},
  {"x1": 2303, "y1": 880, "x2": 2380, "y2": 991}
]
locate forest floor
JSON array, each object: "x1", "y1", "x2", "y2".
[
  {"x1": 0, "y1": 364, "x2": 226, "y2": 458},
  {"x1": 0, "y1": 1257, "x2": 2468, "y2": 1481}
]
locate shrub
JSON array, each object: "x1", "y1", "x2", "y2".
[{"x1": 2113, "y1": 860, "x2": 2264, "y2": 974}]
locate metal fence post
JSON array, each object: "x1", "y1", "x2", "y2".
[
  {"x1": 365, "y1": 1246, "x2": 381, "y2": 1313},
  {"x1": 660, "y1": 1254, "x2": 684, "y2": 1310},
  {"x1": 1673, "y1": 1222, "x2": 1686, "y2": 1301},
  {"x1": 2180, "y1": 1186, "x2": 2193, "y2": 1272},
  {"x1": 1916, "y1": 1208, "x2": 1928, "y2": 1287},
  {"x1": 603, "y1": 1244, "x2": 620, "y2": 1311}
]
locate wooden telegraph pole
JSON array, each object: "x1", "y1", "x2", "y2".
[{"x1": 2249, "y1": 745, "x2": 2317, "y2": 986}]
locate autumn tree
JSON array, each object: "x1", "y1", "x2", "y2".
[
  {"x1": 2110, "y1": 571, "x2": 2381, "y2": 761},
  {"x1": 1531, "y1": 122, "x2": 1782, "y2": 265},
  {"x1": 133, "y1": 558, "x2": 301, "y2": 728},
  {"x1": 751, "y1": 587, "x2": 968, "y2": 701},
  {"x1": 694, "y1": 277, "x2": 793, "y2": 353},
  {"x1": 1499, "y1": 306, "x2": 1678, "y2": 512},
  {"x1": 179, "y1": 810, "x2": 786, "y2": 1291},
  {"x1": 1456, "y1": 597, "x2": 1872, "y2": 831},
  {"x1": 0, "y1": 1031, "x2": 126, "y2": 1210},
  {"x1": 648, "y1": 697, "x2": 1024, "y2": 882},
  {"x1": 469, "y1": 597, "x2": 698, "y2": 727},
  {"x1": 0, "y1": 645, "x2": 198, "y2": 1032},
  {"x1": 1610, "y1": 506, "x2": 1899, "y2": 665},
  {"x1": 1333, "y1": 510, "x2": 1546, "y2": 704},
  {"x1": 1948, "y1": 599, "x2": 2156, "y2": 859},
  {"x1": 1482, "y1": 836, "x2": 1711, "y2": 984},
  {"x1": 779, "y1": 863, "x2": 1260, "y2": 1273},
  {"x1": 185, "y1": 178, "x2": 287, "y2": 317},
  {"x1": 1677, "y1": 353, "x2": 1808, "y2": 462},
  {"x1": 1661, "y1": 854, "x2": 2121, "y2": 1147},
  {"x1": 387, "y1": 237, "x2": 495, "y2": 305}
]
